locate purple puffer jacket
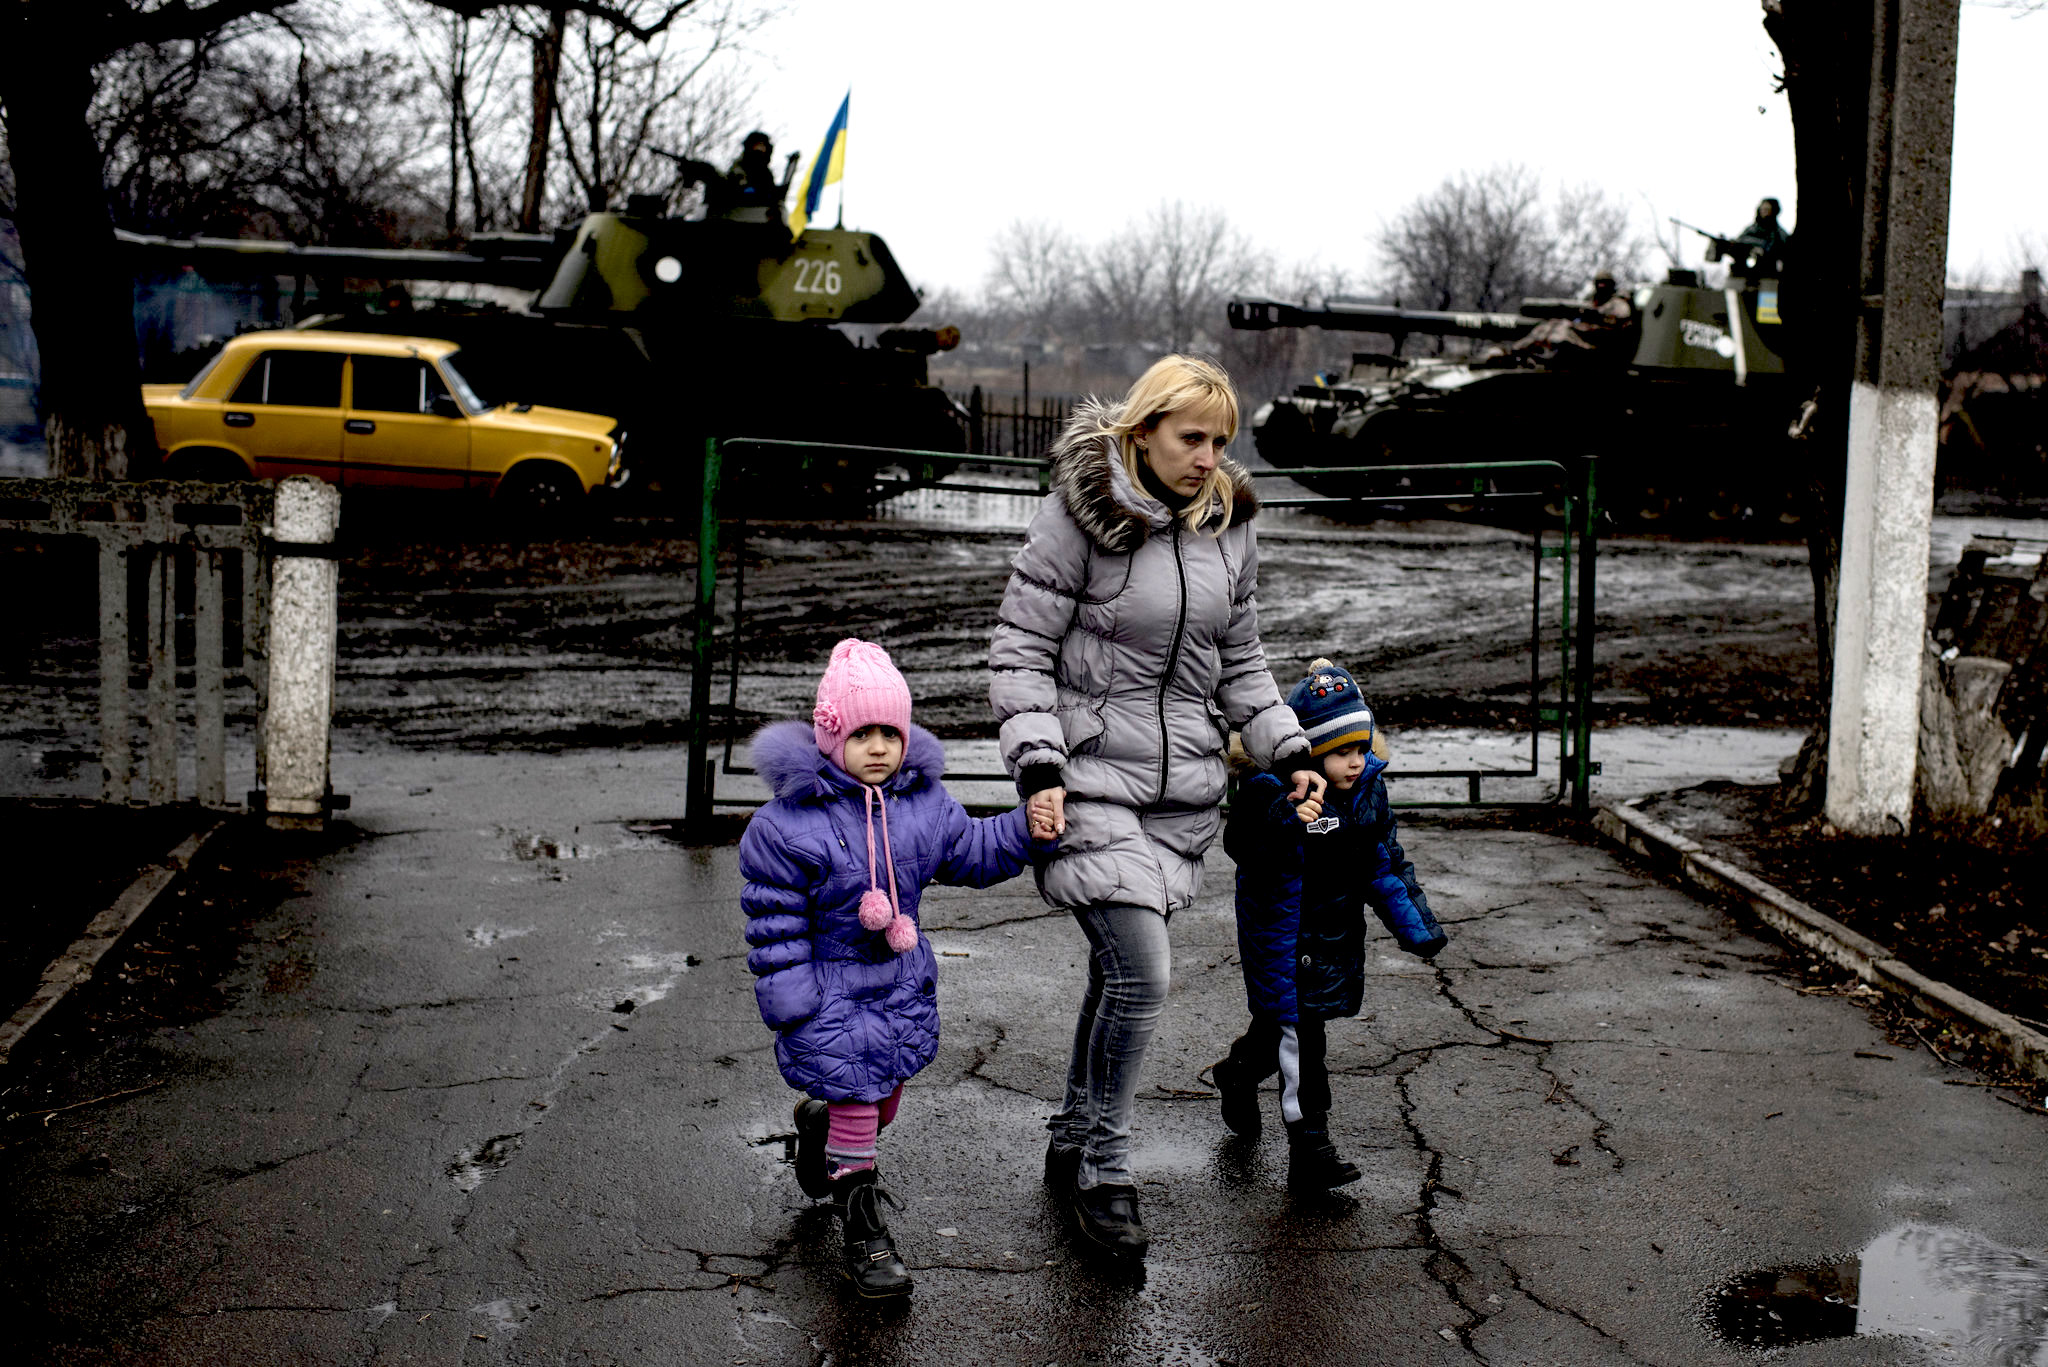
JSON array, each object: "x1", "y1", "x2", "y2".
[{"x1": 740, "y1": 721, "x2": 1043, "y2": 1103}]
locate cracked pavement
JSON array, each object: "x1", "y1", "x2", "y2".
[{"x1": 4, "y1": 746, "x2": 2047, "y2": 1366}]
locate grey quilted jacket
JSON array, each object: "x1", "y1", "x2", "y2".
[{"x1": 989, "y1": 401, "x2": 1308, "y2": 916}]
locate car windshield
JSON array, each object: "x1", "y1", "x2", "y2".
[{"x1": 437, "y1": 352, "x2": 492, "y2": 415}]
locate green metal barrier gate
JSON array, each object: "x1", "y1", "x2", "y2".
[{"x1": 685, "y1": 438, "x2": 1597, "y2": 824}]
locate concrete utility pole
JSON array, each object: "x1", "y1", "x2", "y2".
[
  {"x1": 1826, "y1": 0, "x2": 1961, "y2": 836},
  {"x1": 264, "y1": 477, "x2": 342, "y2": 831}
]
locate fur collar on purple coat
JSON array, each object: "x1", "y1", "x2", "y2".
[{"x1": 751, "y1": 719, "x2": 948, "y2": 803}]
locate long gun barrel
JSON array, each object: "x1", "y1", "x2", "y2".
[
  {"x1": 1227, "y1": 297, "x2": 1539, "y2": 341},
  {"x1": 1668, "y1": 216, "x2": 1745, "y2": 258}
]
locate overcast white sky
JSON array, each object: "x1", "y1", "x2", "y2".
[{"x1": 740, "y1": 0, "x2": 2046, "y2": 298}]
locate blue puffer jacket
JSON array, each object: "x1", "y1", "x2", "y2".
[
  {"x1": 740, "y1": 721, "x2": 1043, "y2": 1102},
  {"x1": 1223, "y1": 756, "x2": 1446, "y2": 1023}
]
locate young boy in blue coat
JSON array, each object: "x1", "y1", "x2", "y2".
[{"x1": 1215, "y1": 658, "x2": 1447, "y2": 1192}]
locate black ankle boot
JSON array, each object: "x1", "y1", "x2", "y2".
[
  {"x1": 1044, "y1": 1137, "x2": 1082, "y2": 1189},
  {"x1": 1286, "y1": 1120, "x2": 1362, "y2": 1192},
  {"x1": 1212, "y1": 1056, "x2": 1261, "y2": 1137},
  {"x1": 1070, "y1": 1183, "x2": 1150, "y2": 1257},
  {"x1": 793, "y1": 1099, "x2": 830, "y2": 1199},
  {"x1": 832, "y1": 1169, "x2": 913, "y2": 1298}
]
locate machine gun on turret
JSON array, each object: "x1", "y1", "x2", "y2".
[{"x1": 1669, "y1": 217, "x2": 1790, "y2": 277}]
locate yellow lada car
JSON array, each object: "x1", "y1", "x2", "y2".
[{"x1": 142, "y1": 331, "x2": 625, "y2": 513}]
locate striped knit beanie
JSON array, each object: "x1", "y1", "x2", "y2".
[{"x1": 1285, "y1": 657, "x2": 1383, "y2": 759}]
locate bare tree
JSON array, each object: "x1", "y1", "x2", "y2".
[
  {"x1": 982, "y1": 219, "x2": 1078, "y2": 341},
  {"x1": 387, "y1": 4, "x2": 522, "y2": 239},
  {"x1": 1147, "y1": 202, "x2": 1267, "y2": 355},
  {"x1": 549, "y1": 0, "x2": 762, "y2": 214},
  {"x1": 0, "y1": 0, "x2": 310, "y2": 479},
  {"x1": 504, "y1": 0, "x2": 711, "y2": 229},
  {"x1": 1079, "y1": 228, "x2": 1157, "y2": 349},
  {"x1": 1374, "y1": 165, "x2": 1643, "y2": 318}
]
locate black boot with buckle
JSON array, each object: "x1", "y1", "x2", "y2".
[
  {"x1": 1071, "y1": 1183, "x2": 1151, "y2": 1258},
  {"x1": 832, "y1": 1169, "x2": 914, "y2": 1298},
  {"x1": 1286, "y1": 1119, "x2": 1362, "y2": 1192}
]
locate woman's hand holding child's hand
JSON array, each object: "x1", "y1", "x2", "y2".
[
  {"x1": 1026, "y1": 788, "x2": 1065, "y2": 840},
  {"x1": 1288, "y1": 769, "x2": 1327, "y2": 824}
]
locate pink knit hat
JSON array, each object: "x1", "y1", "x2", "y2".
[
  {"x1": 812, "y1": 639, "x2": 919, "y2": 956},
  {"x1": 812, "y1": 638, "x2": 913, "y2": 765}
]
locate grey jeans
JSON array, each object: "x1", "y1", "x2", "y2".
[{"x1": 1047, "y1": 903, "x2": 1173, "y2": 1190}]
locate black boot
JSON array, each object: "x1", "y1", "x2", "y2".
[
  {"x1": 1286, "y1": 1119, "x2": 1361, "y2": 1192},
  {"x1": 1044, "y1": 1137, "x2": 1082, "y2": 1189},
  {"x1": 792, "y1": 1099, "x2": 830, "y2": 1199},
  {"x1": 1070, "y1": 1183, "x2": 1150, "y2": 1258},
  {"x1": 832, "y1": 1169, "x2": 914, "y2": 1298},
  {"x1": 1212, "y1": 1055, "x2": 1261, "y2": 1138}
]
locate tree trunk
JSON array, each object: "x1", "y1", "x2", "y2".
[
  {"x1": 518, "y1": 6, "x2": 566, "y2": 234},
  {"x1": 0, "y1": 41, "x2": 154, "y2": 481},
  {"x1": 1762, "y1": 0, "x2": 1877, "y2": 814}
]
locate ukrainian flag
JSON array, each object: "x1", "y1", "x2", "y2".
[{"x1": 788, "y1": 91, "x2": 849, "y2": 239}]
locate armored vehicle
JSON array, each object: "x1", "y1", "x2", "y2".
[
  {"x1": 118, "y1": 201, "x2": 968, "y2": 507},
  {"x1": 1228, "y1": 268, "x2": 1799, "y2": 529}
]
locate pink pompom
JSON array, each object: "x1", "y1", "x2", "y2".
[
  {"x1": 812, "y1": 699, "x2": 841, "y2": 732},
  {"x1": 885, "y1": 913, "x2": 919, "y2": 955},
  {"x1": 858, "y1": 888, "x2": 894, "y2": 932}
]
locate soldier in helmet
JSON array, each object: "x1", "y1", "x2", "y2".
[
  {"x1": 1725, "y1": 197, "x2": 1790, "y2": 275},
  {"x1": 724, "y1": 131, "x2": 801, "y2": 225},
  {"x1": 1496, "y1": 269, "x2": 1635, "y2": 364}
]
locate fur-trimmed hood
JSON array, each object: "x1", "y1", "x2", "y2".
[
  {"x1": 1049, "y1": 397, "x2": 1260, "y2": 555},
  {"x1": 750, "y1": 719, "x2": 947, "y2": 803}
]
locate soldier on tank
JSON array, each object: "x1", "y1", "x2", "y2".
[
  {"x1": 1724, "y1": 197, "x2": 1791, "y2": 275},
  {"x1": 723, "y1": 131, "x2": 801, "y2": 225},
  {"x1": 1494, "y1": 270, "x2": 1635, "y2": 365}
]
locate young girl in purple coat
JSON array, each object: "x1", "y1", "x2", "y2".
[{"x1": 740, "y1": 639, "x2": 1057, "y2": 1299}]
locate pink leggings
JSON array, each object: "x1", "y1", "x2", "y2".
[{"x1": 825, "y1": 1084, "x2": 904, "y2": 1174}]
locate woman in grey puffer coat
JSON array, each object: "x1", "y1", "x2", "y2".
[{"x1": 989, "y1": 354, "x2": 1325, "y2": 1257}]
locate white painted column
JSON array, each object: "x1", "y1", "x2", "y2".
[
  {"x1": 1822, "y1": 0, "x2": 1959, "y2": 836},
  {"x1": 1826, "y1": 385, "x2": 1939, "y2": 834},
  {"x1": 263, "y1": 477, "x2": 341, "y2": 830}
]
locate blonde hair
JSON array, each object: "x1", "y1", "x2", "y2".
[{"x1": 1093, "y1": 354, "x2": 1241, "y2": 534}]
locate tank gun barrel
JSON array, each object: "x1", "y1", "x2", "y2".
[
  {"x1": 114, "y1": 228, "x2": 557, "y2": 288},
  {"x1": 1228, "y1": 297, "x2": 1537, "y2": 341}
]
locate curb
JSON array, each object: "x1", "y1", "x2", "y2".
[
  {"x1": 0, "y1": 817, "x2": 228, "y2": 1067},
  {"x1": 1593, "y1": 803, "x2": 2048, "y2": 1084}
]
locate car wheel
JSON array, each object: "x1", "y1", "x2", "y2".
[{"x1": 496, "y1": 463, "x2": 585, "y2": 528}]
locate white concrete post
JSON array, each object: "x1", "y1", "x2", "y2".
[
  {"x1": 263, "y1": 477, "x2": 341, "y2": 830},
  {"x1": 1824, "y1": 0, "x2": 1959, "y2": 836}
]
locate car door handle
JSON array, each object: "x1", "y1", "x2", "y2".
[
  {"x1": 345, "y1": 419, "x2": 376, "y2": 434},
  {"x1": 223, "y1": 411, "x2": 254, "y2": 428}
]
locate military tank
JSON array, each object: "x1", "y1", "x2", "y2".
[
  {"x1": 1228, "y1": 268, "x2": 1800, "y2": 530},
  {"x1": 117, "y1": 197, "x2": 969, "y2": 508}
]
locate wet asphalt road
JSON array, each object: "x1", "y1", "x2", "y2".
[{"x1": 6, "y1": 747, "x2": 2047, "y2": 1365}]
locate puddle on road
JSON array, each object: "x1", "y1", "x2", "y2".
[
  {"x1": 447, "y1": 1133, "x2": 522, "y2": 1192},
  {"x1": 508, "y1": 833, "x2": 603, "y2": 861},
  {"x1": 1703, "y1": 1223, "x2": 2048, "y2": 1361}
]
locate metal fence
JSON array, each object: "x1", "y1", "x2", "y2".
[
  {"x1": 952, "y1": 388, "x2": 1076, "y2": 463},
  {"x1": 682, "y1": 440, "x2": 1598, "y2": 825}
]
